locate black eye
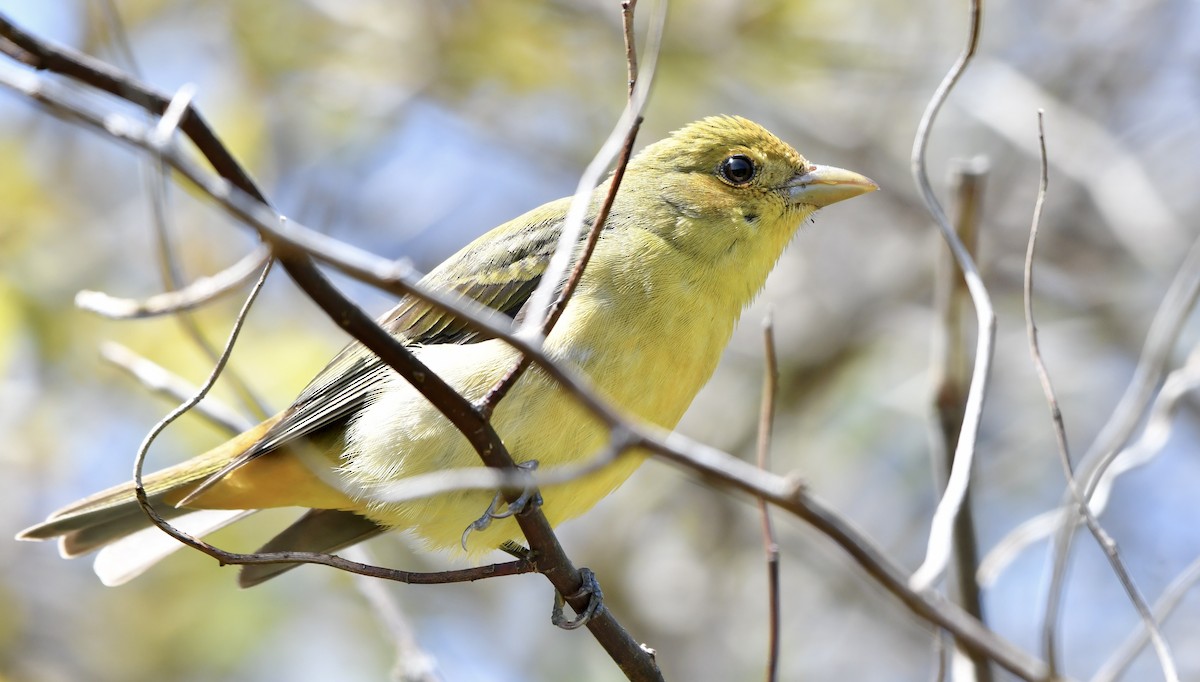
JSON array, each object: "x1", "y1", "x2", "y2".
[{"x1": 718, "y1": 154, "x2": 756, "y2": 185}]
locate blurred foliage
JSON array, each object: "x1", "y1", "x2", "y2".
[{"x1": 3, "y1": 0, "x2": 1200, "y2": 680}]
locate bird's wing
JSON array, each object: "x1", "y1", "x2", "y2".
[{"x1": 242, "y1": 200, "x2": 581, "y2": 463}]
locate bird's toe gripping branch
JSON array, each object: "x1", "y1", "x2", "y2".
[
  {"x1": 460, "y1": 460, "x2": 542, "y2": 550},
  {"x1": 552, "y1": 567, "x2": 604, "y2": 630}
]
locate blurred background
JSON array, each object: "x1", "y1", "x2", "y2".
[{"x1": 2, "y1": 0, "x2": 1200, "y2": 680}]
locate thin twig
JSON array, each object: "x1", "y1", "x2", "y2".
[
  {"x1": 144, "y1": 86, "x2": 270, "y2": 423},
  {"x1": 622, "y1": 1, "x2": 639, "y2": 97},
  {"x1": 515, "y1": 2, "x2": 663, "y2": 342},
  {"x1": 1024, "y1": 112, "x2": 1178, "y2": 681},
  {"x1": 91, "y1": 2, "x2": 255, "y2": 409},
  {"x1": 77, "y1": 246, "x2": 272, "y2": 319},
  {"x1": 757, "y1": 312, "x2": 781, "y2": 682},
  {"x1": 908, "y1": 0, "x2": 994, "y2": 592},
  {"x1": 481, "y1": 0, "x2": 662, "y2": 417},
  {"x1": 478, "y1": 119, "x2": 643, "y2": 415},
  {"x1": 1040, "y1": 229, "x2": 1200, "y2": 642}
]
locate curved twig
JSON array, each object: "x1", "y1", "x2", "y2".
[{"x1": 908, "y1": 0, "x2": 995, "y2": 591}]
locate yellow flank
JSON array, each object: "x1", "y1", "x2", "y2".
[{"x1": 17, "y1": 115, "x2": 876, "y2": 582}]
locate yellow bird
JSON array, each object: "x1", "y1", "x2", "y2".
[{"x1": 18, "y1": 116, "x2": 876, "y2": 587}]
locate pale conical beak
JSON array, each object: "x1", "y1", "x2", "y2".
[{"x1": 786, "y1": 164, "x2": 878, "y2": 208}]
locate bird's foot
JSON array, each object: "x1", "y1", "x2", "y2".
[
  {"x1": 460, "y1": 460, "x2": 541, "y2": 550},
  {"x1": 552, "y1": 568, "x2": 604, "y2": 630}
]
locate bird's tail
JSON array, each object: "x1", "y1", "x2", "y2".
[
  {"x1": 16, "y1": 419, "x2": 288, "y2": 579},
  {"x1": 18, "y1": 416, "x2": 367, "y2": 585},
  {"x1": 16, "y1": 436, "x2": 260, "y2": 555}
]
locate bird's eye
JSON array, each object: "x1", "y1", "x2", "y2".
[{"x1": 718, "y1": 154, "x2": 756, "y2": 186}]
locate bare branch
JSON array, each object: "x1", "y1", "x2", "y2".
[
  {"x1": 145, "y1": 87, "x2": 273, "y2": 422},
  {"x1": 77, "y1": 246, "x2": 272, "y2": 319},
  {"x1": 0, "y1": 10, "x2": 1063, "y2": 680},
  {"x1": 929, "y1": 633, "x2": 948, "y2": 682},
  {"x1": 957, "y1": 59, "x2": 1187, "y2": 269},
  {"x1": 909, "y1": 0, "x2": 996, "y2": 591},
  {"x1": 980, "y1": 340, "x2": 1200, "y2": 586},
  {"x1": 622, "y1": 1, "x2": 638, "y2": 97}
]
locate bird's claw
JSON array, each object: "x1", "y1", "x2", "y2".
[
  {"x1": 552, "y1": 568, "x2": 604, "y2": 630},
  {"x1": 460, "y1": 460, "x2": 541, "y2": 550}
]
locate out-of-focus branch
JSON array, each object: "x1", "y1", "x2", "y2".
[
  {"x1": 957, "y1": 59, "x2": 1187, "y2": 269},
  {"x1": 930, "y1": 157, "x2": 991, "y2": 682},
  {"x1": 100, "y1": 341, "x2": 254, "y2": 435},
  {"x1": 101, "y1": 0, "x2": 272, "y2": 424},
  {"x1": 77, "y1": 246, "x2": 272, "y2": 319},
  {"x1": 980, "y1": 320, "x2": 1200, "y2": 587},
  {"x1": 975, "y1": 65, "x2": 1200, "y2": 593},
  {"x1": 1023, "y1": 111, "x2": 1178, "y2": 681},
  {"x1": 908, "y1": 0, "x2": 996, "y2": 592}
]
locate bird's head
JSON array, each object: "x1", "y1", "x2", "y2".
[{"x1": 619, "y1": 116, "x2": 876, "y2": 263}]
